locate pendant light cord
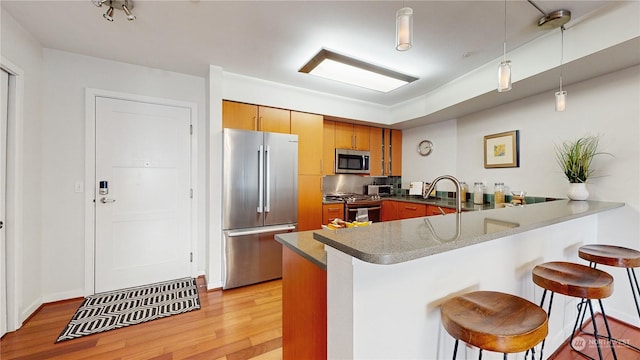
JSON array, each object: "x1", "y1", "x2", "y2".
[
  {"x1": 503, "y1": 0, "x2": 507, "y2": 61},
  {"x1": 559, "y1": 26, "x2": 564, "y2": 91}
]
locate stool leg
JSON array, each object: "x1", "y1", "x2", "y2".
[
  {"x1": 597, "y1": 299, "x2": 618, "y2": 360},
  {"x1": 627, "y1": 268, "x2": 640, "y2": 321},
  {"x1": 503, "y1": 353, "x2": 507, "y2": 360},
  {"x1": 478, "y1": 348, "x2": 482, "y2": 360},
  {"x1": 452, "y1": 339, "x2": 459, "y2": 360},
  {"x1": 570, "y1": 299, "x2": 603, "y2": 360},
  {"x1": 526, "y1": 289, "x2": 553, "y2": 360}
]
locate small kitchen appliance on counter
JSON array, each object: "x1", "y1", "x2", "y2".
[{"x1": 366, "y1": 184, "x2": 393, "y2": 196}]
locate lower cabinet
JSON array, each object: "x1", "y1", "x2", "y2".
[
  {"x1": 381, "y1": 200, "x2": 399, "y2": 221},
  {"x1": 322, "y1": 203, "x2": 344, "y2": 224},
  {"x1": 398, "y1": 203, "x2": 427, "y2": 219},
  {"x1": 426, "y1": 205, "x2": 456, "y2": 216},
  {"x1": 282, "y1": 246, "x2": 327, "y2": 360}
]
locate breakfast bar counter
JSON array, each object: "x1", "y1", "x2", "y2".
[
  {"x1": 278, "y1": 199, "x2": 626, "y2": 359},
  {"x1": 312, "y1": 199, "x2": 624, "y2": 265}
]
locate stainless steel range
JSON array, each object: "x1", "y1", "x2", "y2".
[{"x1": 325, "y1": 193, "x2": 382, "y2": 222}]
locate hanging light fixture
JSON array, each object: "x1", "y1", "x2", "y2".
[
  {"x1": 103, "y1": 6, "x2": 115, "y2": 22},
  {"x1": 92, "y1": 0, "x2": 136, "y2": 22},
  {"x1": 396, "y1": 7, "x2": 413, "y2": 51},
  {"x1": 555, "y1": 26, "x2": 567, "y2": 112},
  {"x1": 497, "y1": 0, "x2": 511, "y2": 92}
]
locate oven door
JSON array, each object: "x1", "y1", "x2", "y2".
[{"x1": 346, "y1": 204, "x2": 381, "y2": 222}]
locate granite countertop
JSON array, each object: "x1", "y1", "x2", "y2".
[
  {"x1": 276, "y1": 230, "x2": 327, "y2": 270},
  {"x1": 312, "y1": 200, "x2": 624, "y2": 265}
]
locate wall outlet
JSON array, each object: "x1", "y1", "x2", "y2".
[{"x1": 75, "y1": 181, "x2": 84, "y2": 193}]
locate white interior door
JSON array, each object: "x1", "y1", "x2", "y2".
[
  {"x1": 1, "y1": 69, "x2": 9, "y2": 337},
  {"x1": 95, "y1": 97, "x2": 191, "y2": 293}
]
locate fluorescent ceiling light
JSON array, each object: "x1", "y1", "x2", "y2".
[{"x1": 299, "y1": 49, "x2": 418, "y2": 93}]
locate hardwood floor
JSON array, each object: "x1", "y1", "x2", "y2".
[
  {"x1": 2, "y1": 277, "x2": 640, "y2": 359},
  {"x1": 0, "y1": 277, "x2": 283, "y2": 360}
]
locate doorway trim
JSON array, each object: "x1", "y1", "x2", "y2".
[
  {"x1": 84, "y1": 88, "x2": 199, "y2": 295},
  {"x1": 1, "y1": 56, "x2": 25, "y2": 332}
]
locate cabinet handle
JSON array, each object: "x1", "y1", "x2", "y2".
[
  {"x1": 405, "y1": 206, "x2": 417, "y2": 210},
  {"x1": 258, "y1": 116, "x2": 262, "y2": 130},
  {"x1": 320, "y1": 159, "x2": 323, "y2": 173},
  {"x1": 327, "y1": 208, "x2": 341, "y2": 212},
  {"x1": 253, "y1": 116, "x2": 257, "y2": 130}
]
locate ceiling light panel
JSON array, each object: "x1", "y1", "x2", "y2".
[{"x1": 299, "y1": 49, "x2": 418, "y2": 93}]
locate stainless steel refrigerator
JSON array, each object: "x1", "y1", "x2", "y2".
[{"x1": 222, "y1": 129, "x2": 298, "y2": 289}]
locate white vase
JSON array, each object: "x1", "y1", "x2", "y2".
[{"x1": 567, "y1": 183, "x2": 589, "y2": 201}]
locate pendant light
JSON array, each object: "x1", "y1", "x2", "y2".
[
  {"x1": 497, "y1": 0, "x2": 511, "y2": 92},
  {"x1": 555, "y1": 26, "x2": 567, "y2": 112},
  {"x1": 396, "y1": 7, "x2": 413, "y2": 51}
]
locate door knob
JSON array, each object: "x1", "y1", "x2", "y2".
[{"x1": 100, "y1": 198, "x2": 116, "y2": 204}]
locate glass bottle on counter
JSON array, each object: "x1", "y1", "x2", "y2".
[
  {"x1": 473, "y1": 182, "x2": 484, "y2": 205},
  {"x1": 494, "y1": 182, "x2": 505, "y2": 204},
  {"x1": 459, "y1": 182, "x2": 468, "y2": 202}
]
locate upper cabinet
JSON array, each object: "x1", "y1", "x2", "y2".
[
  {"x1": 222, "y1": 100, "x2": 291, "y2": 134},
  {"x1": 291, "y1": 111, "x2": 323, "y2": 176},
  {"x1": 222, "y1": 101, "x2": 257, "y2": 130},
  {"x1": 322, "y1": 120, "x2": 336, "y2": 175},
  {"x1": 369, "y1": 127, "x2": 384, "y2": 176},
  {"x1": 370, "y1": 128, "x2": 402, "y2": 176},
  {"x1": 335, "y1": 122, "x2": 370, "y2": 151},
  {"x1": 259, "y1": 106, "x2": 290, "y2": 134},
  {"x1": 385, "y1": 129, "x2": 402, "y2": 176}
]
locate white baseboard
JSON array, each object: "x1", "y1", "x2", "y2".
[{"x1": 42, "y1": 289, "x2": 85, "y2": 303}]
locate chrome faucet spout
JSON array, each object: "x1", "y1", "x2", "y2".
[{"x1": 423, "y1": 175, "x2": 462, "y2": 213}]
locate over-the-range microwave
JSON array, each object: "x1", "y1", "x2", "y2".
[{"x1": 335, "y1": 149, "x2": 370, "y2": 174}]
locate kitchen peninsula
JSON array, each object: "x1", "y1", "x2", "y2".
[{"x1": 276, "y1": 199, "x2": 625, "y2": 359}]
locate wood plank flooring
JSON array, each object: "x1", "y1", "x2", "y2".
[
  {"x1": 0, "y1": 277, "x2": 282, "y2": 360},
  {"x1": 2, "y1": 277, "x2": 640, "y2": 359}
]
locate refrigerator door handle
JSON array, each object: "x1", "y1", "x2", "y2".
[
  {"x1": 257, "y1": 145, "x2": 264, "y2": 213},
  {"x1": 265, "y1": 145, "x2": 271, "y2": 213},
  {"x1": 226, "y1": 224, "x2": 296, "y2": 237}
]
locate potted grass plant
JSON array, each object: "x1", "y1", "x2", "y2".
[{"x1": 555, "y1": 135, "x2": 608, "y2": 200}]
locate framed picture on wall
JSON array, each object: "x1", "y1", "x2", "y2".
[{"x1": 484, "y1": 130, "x2": 519, "y2": 168}]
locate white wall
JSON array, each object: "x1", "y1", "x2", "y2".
[
  {"x1": 1, "y1": 9, "x2": 44, "y2": 326},
  {"x1": 41, "y1": 49, "x2": 207, "y2": 301},
  {"x1": 403, "y1": 65, "x2": 640, "y2": 319}
]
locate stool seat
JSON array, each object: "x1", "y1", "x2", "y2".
[
  {"x1": 532, "y1": 261, "x2": 614, "y2": 299},
  {"x1": 579, "y1": 244, "x2": 640, "y2": 268},
  {"x1": 440, "y1": 291, "x2": 548, "y2": 354}
]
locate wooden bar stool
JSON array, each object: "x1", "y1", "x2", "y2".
[
  {"x1": 440, "y1": 291, "x2": 548, "y2": 359},
  {"x1": 579, "y1": 244, "x2": 640, "y2": 321},
  {"x1": 531, "y1": 261, "x2": 617, "y2": 360}
]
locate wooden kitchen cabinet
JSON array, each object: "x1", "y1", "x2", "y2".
[
  {"x1": 381, "y1": 200, "x2": 399, "y2": 221},
  {"x1": 222, "y1": 100, "x2": 257, "y2": 130},
  {"x1": 335, "y1": 122, "x2": 370, "y2": 150},
  {"x1": 298, "y1": 175, "x2": 323, "y2": 231},
  {"x1": 322, "y1": 120, "x2": 336, "y2": 175},
  {"x1": 258, "y1": 106, "x2": 290, "y2": 134},
  {"x1": 322, "y1": 203, "x2": 345, "y2": 224},
  {"x1": 222, "y1": 101, "x2": 291, "y2": 133},
  {"x1": 385, "y1": 128, "x2": 402, "y2": 176},
  {"x1": 282, "y1": 246, "x2": 327, "y2": 360},
  {"x1": 369, "y1": 127, "x2": 384, "y2": 176},
  {"x1": 398, "y1": 203, "x2": 427, "y2": 219},
  {"x1": 426, "y1": 205, "x2": 456, "y2": 216},
  {"x1": 291, "y1": 111, "x2": 323, "y2": 175}
]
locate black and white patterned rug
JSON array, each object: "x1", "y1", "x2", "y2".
[{"x1": 56, "y1": 277, "x2": 201, "y2": 343}]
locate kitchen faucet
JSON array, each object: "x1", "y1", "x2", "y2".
[{"x1": 423, "y1": 175, "x2": 462, "y2": 213}]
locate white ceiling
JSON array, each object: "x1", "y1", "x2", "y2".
[{"x1": 2, "y1": 0, "x2": 621, "y2": 109}]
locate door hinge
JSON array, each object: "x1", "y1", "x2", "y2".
[
  {"x1": 190, "y1": 252, "x2": 193, "y2": 262},
  {"x1": 190, "y1": 124, "x2": 193, "y2": 135},
  {"x1": 190, "y1": 188, "x2": 193, "y2": 198}
]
